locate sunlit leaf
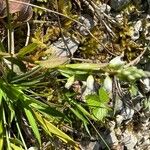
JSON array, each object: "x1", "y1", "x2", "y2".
[
  {"x1": 36, "y1": 57, "x2": 69, "y2": 68},
  {"x1": 71, "y1": 100, "x2": 96, "y2": 120},
  {"x1": 33, "y1": 111, "x2": 79, "y2": 149},
  {"x1": 58, "y1": 68, "x2": 88, "y2": 77},
  {"x1": 10, "y1": 143, "x2": 23, "y2": 150},
  {"x1": 93, "y1": 106, "x2": 108, "y2": 121},
  {"x1": 25, "y1": 96, "x2": 67, "y2": 120},
  {"x1": 70, "y1": 107, "x2": 88, "y2": 124},
  {"x1": 99, "y1": 88, "x2": 109, "y2": 103},
  {"x1": 23, "y1": 107, "x2": 41, "y2": 145},
  {"x1": 64, "y1": 63, "x2": 105, "y2": 70},
  {"x1": 17, "y1": 43, "x2": 38, "y2": 58},
  {"x1": 86, "y1": 95, "x2": 100, "y2": 107}
]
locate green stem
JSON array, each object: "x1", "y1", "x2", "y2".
[
  {"x1": 3, "y1": 106, "x2": 11, "y2": 150},
  {"x1": 5, "y1": 0, "x2": 12, "y2": 54},
  {"x1": 86, "y1": 116, "x2": 111, "y2": 150},
  {"x1": 5, "y1": 0, "x2": 14, "y2": 72},
  {"x1": 15, "y1": 116, "x2": 28, "y2": 150}
]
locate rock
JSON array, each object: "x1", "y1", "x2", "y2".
[
  {"x1": 131, "y1": 20, "x2": 142, "y2": 40},
  {"x1": 121, "y1": 107, "x2": 135, "y2": 121},
  {"x1": 110, "y1": 0, "x2": 132, "y2": 11},
  {"x1": 98, "y1": 3, "x2": 111, "y2": 13},
  {"x1": 139, "y1": 78, "x2": 150, "y2": 93},
  {"x1": 107, "y1": 131, "x2": 119, "y2": 146},
  {"x1": 116, "y1": 115, "x2": 124, "y2": 126},
  {"x1": 52, "y1": 36, "x2": 79, "y2": 57},
  {"x1": 79, "y1": 14, "x2": 96, "y2": 35},
  {"x1": 108, "y1": 121, "x2": 116, "y2": 131},
  {"x1": 80, "y1": 140, "x2": 100, "y2": 150},
  {"x1": 99, "y1": 131, "x2": 119, "y2": 149},
  {"x1": 121, "y1": 129, "x2": 138, "y2": 150}
]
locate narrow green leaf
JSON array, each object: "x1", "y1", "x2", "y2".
[
  {"x1": 58, "y1": 68, "x2": 88, "y2": 77},
  {"x1": 33, "y1": 111, "x2": 79, "y2": 149},
  {"x1": 0, "y1": 91, "x2": 4, "y2": 150},
  {"x1": 0, "y1": 41, "x2": 5, "y2": 52},
  {"x1": 7, "y1": 103, "x2": 15, "y2": 126},
  {"x1": 17, "y1": 43, "x2": 38, "y2": 58},
  {"x1": 26, "y1": 96, "x2": 66, "y2": 119},
  {"x1": 11, "y1": 66, "x2": 41, "y2": 83},
  {"x1": 10, "y1": 143, "x2": 23, "y2": 150},
  {"x1": 24, "y1": 107, "x2": 41, "y2": 146},
  {"x1": 64, "y1": 63, "x2": 103, "y2": 70},
  {"x1": 70, "y1": 107, "x2": 88, "y2": 124},
  {"x1": 71, "y1": 101, "x2": 96, "y2": 120}
]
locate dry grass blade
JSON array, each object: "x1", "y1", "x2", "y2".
[{"x1": 36, "y1": 57, "x2": 69, "y2": 69}]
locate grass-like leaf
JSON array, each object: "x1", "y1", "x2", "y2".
[
  {"x1": 36, "y1": 57, "x2": 69, "y2": 69},
  {"x1": 17, "y1": 43, "x2": 38, "y2": 58},
  {"x1": 0, "y1": 90, "x2": 4, "y2": 150},
  {"x1": 33, "y1": 111, "x2": 79, "y2": 149},
  {"x1": 23, "y1": 106, "x2": 41, "y2": 146},
  {"x1": 10, "y1": 143, "x2": 24, "y2": 150},
  {"x1": 64, "y1": 63, "x2": 102, "y2": 70}
]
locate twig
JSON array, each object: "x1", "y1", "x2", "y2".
[
  {"x1": 55, "y1": 0, "x2": 72, "y2": 57},
  {"x1": 25, "y1": 22, "x2": 30, "y2": 46},
  {"x1": 125, "y1": 48, "x2": 146, "y2": 67}
]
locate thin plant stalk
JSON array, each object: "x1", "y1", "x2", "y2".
[
  {"x1": 25, "y1": 22, "x2": 30, "y2": 46},
  {"x1": 5, "y1": 0, "x2": 14, "y2": 55},
  {"x1": 85, "y1": 116, "x2": 111, "y2": 150},
  {"x1": 3, "y1": 107, "x2": 11, "y2": 150},
  {"x1": 15, "y1": 116, "x2": 28, "y2": 150}
]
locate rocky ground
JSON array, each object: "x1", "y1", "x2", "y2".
[{"x1": 0, "y1": 0, "x2": 149, "y2": 150}]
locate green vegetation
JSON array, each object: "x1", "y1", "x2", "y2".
[{"x1": 0, "y1": 0, "x2": 149, "y2": 149}]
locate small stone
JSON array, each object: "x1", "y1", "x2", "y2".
[
  {"x1": 116, "y1": 115, "x2": 124, "y2": 126},
  {"x1": 107, "y1": 131, "x2": 119, "y2": 146},
  {"x1": 80, "y1": 141, "x2": 100, "y2": 150},
  {"x1": 108, "y1": 121, "x2": 116, "y2": 131},
  {"x1": 98, "y1": 3, "x2": 111, "y2": 13},
  {"x1": 139, "y1": 78, "x2": 150, "y2": 93},
  {"x1": 52, "y1": 36, "x2": 79, "y2": 57},
  {"x1": 121, "y1": 129, "x2": 137, "y2": 150},
  {"x1": 121, "y1": 107, "x2": 135, "y2": 120},
  {"x1": 79, "y1": 14, "x2": 96, "y2": 35},
  {"x1": 131, "y1": 20, "x2": 142, "y2": 40}
]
